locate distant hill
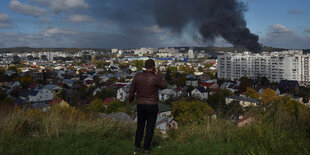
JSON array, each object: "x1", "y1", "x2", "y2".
[
  {"x1": 0, "y1": 47, "x2": 110, "y2": 53},
  {"x1": 1, "y1": 46, "x2": 307, "y2": 54}
]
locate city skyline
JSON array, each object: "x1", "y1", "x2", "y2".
[{"x1": 0, "y1": 0, "x2": 309, "y2": 49}]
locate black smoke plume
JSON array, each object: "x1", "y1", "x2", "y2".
[
  {"x1": 153, "y1": 0, "x2": 261, "y2": 52},
  {"x1": 91, "y1": 0, "x2": 261, "y2": 52}
]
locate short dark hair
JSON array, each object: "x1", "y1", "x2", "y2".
[{"x1": 145, "y1": 59, "x2": 155, "y2": 69}]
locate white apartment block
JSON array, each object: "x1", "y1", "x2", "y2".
[
  {"x1": 134, "y1": 48, "x2": 155, "y2": 56},
  {"x1": 217, "y1": 50, "x2": 310, "y2": 85},
  {"x1": 188, "y1": 50, "x2": 194, "y2": 59}
]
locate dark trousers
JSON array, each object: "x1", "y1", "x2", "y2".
[{"x1": 135, "y1": 104, "x2": 158, "y2": 150}]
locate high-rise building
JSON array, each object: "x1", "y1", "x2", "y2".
[
  {"x1": 188, "y1": 50, "x2": 194, "y2": 59},
  {"x1": 112, "y1": 49, "x2": 118, "y2": 54},
  {"x1": 300, "y1": 55, "x2": 310, "y2": 85},
  {"x1": 45, "y1": 52, "x2": 54, "y2": 62},
  {"x1": 217, "y1": 50, "x2": 309, "y2": 85}
]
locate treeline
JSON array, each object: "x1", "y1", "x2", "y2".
[
  {"x1": 0, "y1": 46, "x2": 295, "y2": 54},
  {"x1": 0, "y1": 47, "x2": 110, "y2": 53}
]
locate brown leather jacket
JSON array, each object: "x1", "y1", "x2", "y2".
[{"x1": 128, "y1": 71, "x2": 167, "y2": 104}]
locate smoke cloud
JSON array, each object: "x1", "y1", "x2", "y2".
[
  {"x1": 91, "y1": 0, "x2": 261, "y2": 52},
  {"x1": 153, "y1": 0, "x2": 261, "y2": 52}
]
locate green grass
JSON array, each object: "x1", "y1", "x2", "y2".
[
  {"x1": 1, "y1": 123, "x2": 309, "y2": 155},
  {"x1": 0, "y1": 132, "x2": 246, "y2": 155},
  {"x1": 0, "y1": 106, "x2": 310, "y2": 155},
  {"x1": 1, "y1": 132, "x2": 133, "y2": 155}
]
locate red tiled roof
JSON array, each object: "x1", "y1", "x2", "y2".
[
  {"x1": 85, "y1": 80, "x2": 94, "y2": 84},
  {"x1": 103, "y1": 97, "x2": 114, "y2": 105},
  {"x1": 201, "y1": 82, "x2": 213, "y2": 87},
  {"x1": 114, "y1": 84, "x2": 127, "y2": 87},
  {"x1": 240, "y1": 91, "x2": 247, "y2": 95},
  {"x1": 49, "y1": 98, "x2": 62, "y2": 104},
  {"x1": 28, "y1": 83, "x2": 37, "y2": 89},
  {"x1": 175, "y1": 87, "x2": 183, "y2": 91}
]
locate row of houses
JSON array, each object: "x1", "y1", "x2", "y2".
[
  {"x1": 221, "y1": 79, "x2": 306, "y2": 108},
  {"x1": 116, "y1": 74, "x2": 220, "y2": 102}
]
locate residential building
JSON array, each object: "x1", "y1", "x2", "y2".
[
  {"x1": 42, "y1": 84, "x2": 63, "y2": 97},
  {"x1": 155, "y1": 116, "x2": 178, "y2": 135},
  {"x1": 191, "y1": 87, "x2": 208, "y2": 101},
  {"x1": 186, "y1": 78, "x2": 198, "y2": 87},
  {"x1": 158, "y1": 103, "x2": 172, "y2": 117},
  {"x1": 217, "y1": 50, "x2": 309, "y2": 85},
  {"x1": 159, "y1": 89, "x2": 177, "y2": 101},
  {"x1": 28, "y1": 88, "x2": 54, "y2": 103},
  {"x1": 225, "y1": 96, "x2": 260, "y2": 108},
  {"x1": 117, "y1": 85, "x2": 130, "y2": 102}
]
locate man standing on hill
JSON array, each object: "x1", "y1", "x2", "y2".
[{"x1": 129, "y1": 59, "x2": 167, "y2": 155}]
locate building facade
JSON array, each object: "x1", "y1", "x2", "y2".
[{"x1": 217, "y1": 50, "x2": 310, "y2": 85}]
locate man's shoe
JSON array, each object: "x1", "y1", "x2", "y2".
[
  {"x1": 142, "y1": 150, "x2": 149, "y2": 155},
  {"x1": 134, "y1": 147, "x2": 141, "y2": 154}
]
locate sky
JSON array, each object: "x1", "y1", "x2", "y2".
[{"x1": 0, "y1": 0, "x2": 309, "y2": 49}]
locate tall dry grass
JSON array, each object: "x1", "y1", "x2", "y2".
[
  {"x1": 0, "y1": 106, "x2": 135, "y2": 141},
  {"x1": 166, "y1": 102, "x2": 310, "y2": 154},
  {"x1": 1, "y1": 101, "x2": 310, "y2": 154}
]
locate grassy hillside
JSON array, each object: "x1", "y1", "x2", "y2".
[{"x1": 0, "y1": 105, "x2": 310, "y2": 155}]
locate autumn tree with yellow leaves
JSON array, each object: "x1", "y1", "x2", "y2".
[
  {"x1": 261, "y1": 88, "x2": 277, "y2": 104},
  {"x1": 172, "y1": 99, "x2": 214, "y2": 125}
]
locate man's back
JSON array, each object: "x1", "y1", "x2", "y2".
[{"x1": 129, "y1": 71, "x2": 167, "y2": 104}]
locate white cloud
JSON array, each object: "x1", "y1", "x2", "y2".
[
  {"x1": 260, "y1": 24, "x2": 310, "y2": 49},
  {"x1": 145, "y1": 25, "x2": 165, "y2": 34},
  {"x1": 41, "y1": 27, "x2": 77, "y2": 37},
  {"x1": 9, "y1": 0, "x2": 47, "y2": 17},
  {"x1": 0, "y1": 13, "x2": 12, "y2": 28},
  {"x1": 32, "y1": 0, "x2": 89, "y2": 13},
  {"x1": 130, "y1": 25, "x2": 165, "y2": 34},
  {"x1": 304, "y1": 29, "x2": 310, "y2": 33},
  {"x1": 39, "y1": 16, "x2": 51, "y2": 22},
  {"x1": 0, "y1": 32, "x2": 46, "y2": 47},
  {"x1": 66, "y1": 14, "x2": 95, "y2": 23},
  {"x1": 287, "y1": 9, "x2": 303, "y2": 14},
  {"x1": 0, "y1": 24, "x2": 12, "y2": 28},
  {"x1": 0, "y1": 13, "x2": 10, "y2": 22},
  {"x1": 268, "y1": 24, "x2": 291, "y2": 33},
  {"x1": 0, "y1": 27, "x2": 79, "y2": 47}
]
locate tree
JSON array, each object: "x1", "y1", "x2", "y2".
[
  {"x1": 105, "y1": 100, "x2": 126, "y2": 114},
  {"x1": 271, "y1": 95, "x2": 302, "y2": 119},
  {"x1": 88, "y1": 98, "x2": 105, "y2": 113},
  {"x1": 245, "y1": 87, "x2": 259, "y2": 99},
  {"x1": 0, "y1": 89, "x2": 7, "y2": 102},
  {"x1": 19, "y1": 75, "x2": 34, "y2": 89},
  {"x1": 94, "y1": 88, "x2": 116, "y2": 99},
  {"x1": 282, "y1": 97, "x2": 300, "y2": 119},
  {"x1": 260, "y1": 76, "x2": 269, "y2": 86},
  {"x1": 60, "y1": 89, "x2": 67, "y2": 101},
  {"x1": 238, "y1": 76, "x2": 253, "y2": 93},
  {"x1": 225, "y1": 100, "x2": 243, "y2": 118},
  {"x1": 165, "y1": 68, "x2": 172, "y2": 84},
  {"x1": 198, "y1": 66, "x2": 203, "y2": 72},
  {"x1": 172, "y1": 99, "x2": 214, "y2": 125},
  {"x1": 8, "y1": 66, "x2": 18, "y2": 72},
  {"x1": 261, "y1": 88, "x2": 277, "y2": 105},
  {"x1": 2, "y1": 97, "x2": 15, "y2": 106},
  {"x1": 167, "y1": 66, "x2": 178, "y2": 74},
  {"x1": 205, "y1": 71, "x2": 216, "y2": 79},
  {"x1": 173, "y1": 72, "x2": 186, "y2": 86},
  {"x1": 207, "y1": 89, "x2": 232, "y2": 112},
  {"x1": 179, "y1": 65, "x2": 194, "y2": 75},
  {"x1": 133, "y1": 60, "x2": 144, "y2": 71},
  {"x1": 204, "y1": 63, "x2": 212, "y2": 68},
  {"x1": 9, "y1": 88, "x2": 20, "y2": 98}
]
